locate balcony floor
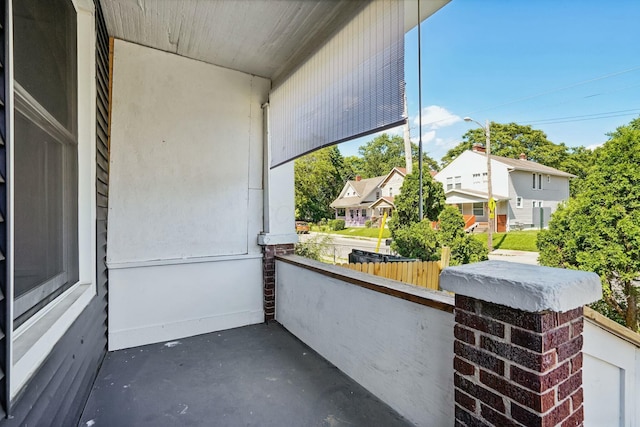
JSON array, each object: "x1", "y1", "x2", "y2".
[{"x1": 79, "y1": 322, "x2": 411, "y2": 426}]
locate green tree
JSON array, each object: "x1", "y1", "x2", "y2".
[
  {"x1": 441, "y1": 122, "x2": 594, "y2": 195},
  {"x1": 294, "y1": 146, "x2": 348, "y2": 222},
  {"x1": 389, "y1": 171, "x2": 446, "y2": 228},
  {"x1": 437, "y1": 206, "x2": 488, "y2": 266},
  {"x1": 537, "y1": 118, "x2": 640, "y2": 332},
  {"x1": 355, "y1": 133, "x2": 439, "y2": 178},
  {"x1": 390, "y1": 220, "x2": 439, "y2": 261}
]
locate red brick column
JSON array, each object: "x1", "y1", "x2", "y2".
[
  {"x1": 262, "y1": 243, "x2": 294, "y2": 321},
  {"x1": 453, "y1": 295, "x2": 584, "y2": 427},
  {"x1": 440, "y1": 261, "x2": 602, "y2": 427}
]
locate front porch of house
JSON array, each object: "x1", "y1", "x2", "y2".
[
  {"x1": 445, "y1": 189, "x2": 510, "y2": 232},
  {"x1": 79, "y1": 322, "x2": 411, "y2": 426}
]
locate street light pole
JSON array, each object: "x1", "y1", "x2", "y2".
[{"x1": 464, "y1": 117, "x2": 494, "y2": 252}]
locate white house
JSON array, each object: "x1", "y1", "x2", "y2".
[
  {"x1": 434, "y1": 148, "x2": 575, "y2": 231},
  {"x1": 331, "y1": 167, "x2": 406, "y2": 226}
]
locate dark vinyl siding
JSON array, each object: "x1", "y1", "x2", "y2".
[
  {"x1": 0, "y1": 0, "x2": 110, "y2": 423},
  {"x1": 0, "y1": 0, "x2": 9, "y2": 418}
]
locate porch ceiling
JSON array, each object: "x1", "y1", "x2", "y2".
[{"x1": 99, "y1": 0, "x2": 449, "y2": 82}]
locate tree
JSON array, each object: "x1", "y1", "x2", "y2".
[
  {"x1": 355, "y1": 133, "x2": 439, "y2": 178},
  {"x1": 441, "y1": 122, "x2": 592, "y2": 168},
  {"x1": 437, "y1": 206, "x2": 488, "y2": 266},
  {"x1": 294, "y1": 146, "x2": 348, "y2": 222},
  {"x1": 537, "y1": 118, "x2": 640, "y2": 332},
  {"x1": 389, "y1": 171, "x2": 446, "y2": 228}
]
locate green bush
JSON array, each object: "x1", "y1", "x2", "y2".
[
  {"x1": 364, "y1": 220, "x2": 372, "y2": 228},
  {"x1": 294, "y1": 234, "x2": 332, "y2": 261},
  {"x1": 328, "y1": 219, "x2": 345, "y2": 231},
  {"x1": 318, "y1": 218, "x2": 328, "y2": 226},
  {"x1": 437, "y1": 206, "x2": 488, "y2": 266},
  {"x1": 390, "y1": 220, "x2": 440, "y2": 261}
]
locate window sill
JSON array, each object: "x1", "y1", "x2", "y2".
[{"x1": 12, "y1": 282, "x2": 95, "y2": 399}]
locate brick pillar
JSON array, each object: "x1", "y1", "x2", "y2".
[
  {"x1": 440, "y1": 261, "x2": 602, "y2": 427},
  {"x1": 262, "y1": 243, "x2": 294, "y2": 321}
]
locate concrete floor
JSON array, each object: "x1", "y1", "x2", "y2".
[{"x1": 79, "y1": 323, "x2": 411, "y2": 427}]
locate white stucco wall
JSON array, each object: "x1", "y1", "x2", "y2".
[
  {"x1": 107, "y1": 40, "x2": 271, "y2": 349},
  {"x1": 383, "y1": 171, "x2": 405, "y2": 197},
  {"x1": 276, "y1": 259, "x2": 455, "y2": 426}
]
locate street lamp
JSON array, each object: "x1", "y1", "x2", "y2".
[{"x1": 464, "y1": 117, "x2": 494, "y2": 252}]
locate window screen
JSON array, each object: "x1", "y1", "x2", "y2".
[{"x1": 269, "y1": 0, "x2": 405, "y2": 167}]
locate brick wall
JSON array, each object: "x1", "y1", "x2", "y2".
[
  {"x1": 453, "y1": 294, "x2": 584, "y2": 427},
  {"x1": 262, "y1": 244, "x2": 294, "y2": 320}
]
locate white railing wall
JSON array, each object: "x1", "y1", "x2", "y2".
[{"x1": 276, "y1": 256, "x2": 455, "y2": 427}]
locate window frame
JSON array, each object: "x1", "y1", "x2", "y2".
[
  {"x1": 454, "y1": 175, "x2": 462, "y2": 189},
  {"x1": 10, "y1": 0, "x2": 97, "y2": 399},
  {"x1": 472, "y1": 202, "x2": 484, "y2": 217},
  {"x1": 516, "y1": 197, "x2": 523, "y2": 208}
]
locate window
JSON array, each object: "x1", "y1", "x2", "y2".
[
  {"x1": 472, "y1": 202, "x2": 484, "y2": 217},
  {"x1": 446, "y1": 177, "x2": 453, "y2": 190},
  {"x1": 389, "y1": 187, "x2": 393, "y2": 196},
  {"x1": 547, "y1": 175, "x2": 551, "y2": 183},
  {"x1": 482, "y1": 172, "x2": 488, "y2": 183},
  {"x1": 532, "y1": 173, "x2": 536, "y2": 189},
  {"x1": 538, "y1": 174, "x2": 542, "y2": 190},
  {"x1": 337, "y1": 208, "x2": 345, "y2": 217},
  {"x1": 361, "y1": 209, "x2": 367, "y2": 217},
  {"x1": 516, "y1": 197, "x2": 523, "y2": 208},
  {"x1": 454, "y1": 176, "x2": 462, "y2": 189},
  {"x1": 472, "y1": 173, "x2": 480, "y2": 184},
  {"x1": 376, "y1": 191, "x2": 380, "y2": 199},
  {"x1": 13, "y1": 0, "x2": 79, "y2": 326},
  {"x1": 533, "y1": 201, "x2": 543, "y2": 208}
]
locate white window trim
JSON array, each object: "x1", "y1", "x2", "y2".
[
  {"x1": 516, "y1": 197, "x2": 523, "y2": 208},
  {"x1": 10, "y1": 0, "x2": 97, "y2": 399}
]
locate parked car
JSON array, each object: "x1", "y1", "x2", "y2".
[{"x1": 295, "y1": 221, "x2": 310, "y2": 234}]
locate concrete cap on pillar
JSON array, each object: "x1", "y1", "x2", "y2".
[{"x1": 440, "y1": 260, "x2": 602, "y2": 312}]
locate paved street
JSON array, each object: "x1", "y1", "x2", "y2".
[{"x1": 298, "y1": 232, "x2": 539, "y2": 265}]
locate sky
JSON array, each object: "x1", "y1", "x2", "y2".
[{"x1": 339, "y1": 0, "x2": 640, "y2": 163}]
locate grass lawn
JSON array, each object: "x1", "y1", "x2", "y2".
[
  {"x1": 311, "y1": 225, "x2": 391, "y2": 239},
  {"x1": 472, "y1": 230, "x2": 539, "y2": 252}
]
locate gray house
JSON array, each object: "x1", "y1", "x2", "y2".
[{"x1": 434, "y1": 148, "x2": 575, "y2": 231}]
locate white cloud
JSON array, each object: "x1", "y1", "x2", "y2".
[
  {"x1": 412, "y1": 105, "x2": 462, "y2": 130},
  {"x1": 410, "y1": 130, "x2": 436, "y2": 144},
  {"x1": 585, "y1": 142, "x2": 604, "y2": 151}
]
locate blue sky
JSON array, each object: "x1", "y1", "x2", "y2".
[{"x1": 340, "y1": 0, "x2": 640, "y2": 162}]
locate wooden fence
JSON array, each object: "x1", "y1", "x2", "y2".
[{"x1": 339, "y1": 247, "x2": 450, "y2": 291}]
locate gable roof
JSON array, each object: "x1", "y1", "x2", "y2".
[
  {"x1": 331, "y1": 175, "x2": 385, "y2": 208},
  {"x1": 369, "y1": 196, "x2": 395, "y2": 209},
  {"x1": 489, "y1": 154, "x2": 576, "y2": 178},
  {"x1": 379, "y1": 167, "x2": 407, "y2": 188}
]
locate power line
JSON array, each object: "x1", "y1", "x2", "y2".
[
  {"x1": 524, "y1": 108, "x2": 640, "y2": 125},
  {"x1": 522, "y1": 111, "x2": 640, "y2": 126},
  {"x1": 415, "y1": 65, "x2": 640, "y2": 128}
]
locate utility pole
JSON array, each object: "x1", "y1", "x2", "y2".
[
  {"x1": 465, "y1": 117, "x2": 494, "y2": 252},
  {"x1": 485, "y1": 119, "x2": 494, "y2": 252}
]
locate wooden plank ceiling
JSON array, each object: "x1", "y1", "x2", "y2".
[{"x1": 99, "y1": 0, "x2": 449, "y2": 83}]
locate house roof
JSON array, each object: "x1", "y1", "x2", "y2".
[
  {"x1": 488, "y1": 153, "x2": 576, "y2": 178},
  {"x1": 379, "y1": 167, "x2": 407, "y2": 188},
  {"x1": 444, "y1": 188, "x2": 509, "y2": 204},
  {"x1": 330, "y1": 196, "x2": 372, "y2": 209},
  {"x1": 369, "y1": 196, "x2": 395, "y2": 209}
]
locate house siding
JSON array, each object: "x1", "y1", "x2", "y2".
[
  {"x1": 0, "y1": 1, "x2": 109, "y2": 423},
  {"x1": 0, "y1": 0, "x2": 9, "y2": 416},
  {"x1": 508, "y1": 170, "x2": 569, "y2": 226}
]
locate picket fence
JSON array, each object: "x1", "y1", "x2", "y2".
[{"x1": 339, "y1": 247, "x2": 450, "y2": 290}]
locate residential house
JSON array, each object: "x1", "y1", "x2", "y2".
[
  {"x1": 434, "y1": 147, "x2": 575, "y2": 231},
  {"x1": 1, "y1": 0, "x2": 636, "y2": 426},
  {"x1": 331, "y1": 167, "x2": 406, "y2": 226}
]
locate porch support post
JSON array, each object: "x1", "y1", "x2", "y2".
[
  {"x1": 258, "y1": 103, "x2": 297, "y2": 321},
  {"x1": 441, "y1": 261, "x2": 601, "y2": 427}
]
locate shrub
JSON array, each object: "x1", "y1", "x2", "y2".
[
  {"x1": 294, "y1": 234, "x2": 332, "y2": 261},
  {"x1": 318, "y1": 218, "x2": 328, "y2": 226},
  {"x1": 364, "y1": 220, "x2": 372, "y2": 228},
  {"x1": 390, "y1": 220, "x2": 440, "y2": 261},
  {"x1": 328, "y1": 219, "x2": 345, "y2": 231}
]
